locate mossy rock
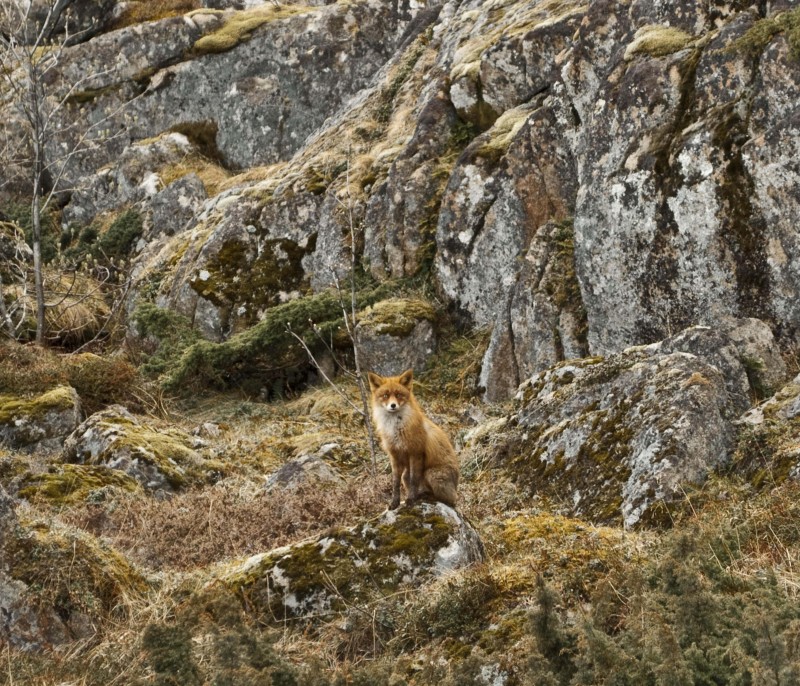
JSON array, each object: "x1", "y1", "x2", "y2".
[
  {"x1": 18, "y1": 464, "x2": 142, "y2": 506},
  {"x1": 62, "y1": 406, "x2": 227, "y2": 492},
  {"x1": 2, "y1": 515, "x2": 148, "y2": 651},
  {"x1": 355, "y1": 298, "x2": 438, "y2": 376},
  {"x1": 213, "y1": 502, "x2": 483, "y2": 623},
  {"x1": 479, "y1": 341, "x2": 739, "y2": 528},
  {"x1": 0, "y1": 386, "x2": 81, "y2": 453}
]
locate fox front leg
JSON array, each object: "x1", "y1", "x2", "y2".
[{"x1": 390, "y1": 466, "x2": 402, "y2": 510}]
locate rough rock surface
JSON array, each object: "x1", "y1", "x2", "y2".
[
  {"x1": 0, "y1": 387, "x2": 82, "y2": 453},
  {"x1": 264, "y1": 452, "x2": 343, "y2": 492},
  {"x1": 356, "y1": 298, "x2": 437, "y2": 376},
  {"x1": 63, "y1": 405, "x2": 223, "y2": 491},
  {"x1": 5, "y1": 0, "x2": 800, "y2": 402},
  {"x1": 480, "y1": 337, "x2": 742, "y2": 528},
  {"x1": 216, "y1": 502, "x2": 483, "y2": 621}
]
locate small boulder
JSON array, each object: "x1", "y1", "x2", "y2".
[
  {"x1": 0, "y1": 386, "x2": 81, "y2": 453},
  {"x1": 63, "y1": 405, "x2": 225, "y2": 492},
  {"x1": 356, "y1": 298, "x2": 437, "y2": 376},
  {"x1": 265, "y1": 453, "x2": 343, "y2": 492},
  {"x1": 216, "y1": 502, "x2": 483, "y2": 622}
]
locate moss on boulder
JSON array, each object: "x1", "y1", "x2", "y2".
[
  {"x1": 356, "y1": 298, "x2": 438, "y2": 376},
  {"x1": 18, "y1": 464, "x2": 141, "y2": 506},
  {"x1": 476, "y1": 334, "x2": 739, "y2": 528},
  {"x1": 63, "y1": 406, "x2": 226, "y2": 492},
  {"x1": 0, "y1": 386, "x2": 81, "y2": 453},
  {"x1": 213, "y1": 502, "x2": 483, "y2": 623},
  {"x1": 1, "y1": 513, "x2": 148, "y2": 651}
]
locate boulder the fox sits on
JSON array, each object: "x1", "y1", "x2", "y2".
[{"x1": 368, "y1": 369, "x2": 459, "y2": 509}]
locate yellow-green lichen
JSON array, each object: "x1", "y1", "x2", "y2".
[
  {"x1": 357, "y1": 298, "x2": 437, "y2": 338},
  {"x1": 624, "y1": 24, "x2": 695, "y2": 60},
  {"x1": 193, "y1": 4, "x2": 314, "y2": 56},
  {"x1": 0, "y1": 386, "x2": 77, "y2": 425},
  {"x1": 19, "y1": 464, "x2": 141, "y2": 505}
]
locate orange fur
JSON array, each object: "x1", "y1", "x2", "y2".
[{"x1": 368, "y1": 369, "x2": 460, "y2": 509}]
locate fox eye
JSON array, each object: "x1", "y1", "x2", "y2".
[
  {"x1": 396, "y1": 393, "x2": 406, "y2": 401},
  {"x1": 382, "y1": 393, "x2": 390, "y2": 400}
]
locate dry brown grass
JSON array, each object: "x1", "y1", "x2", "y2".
[
  {"x1": 0, "y1": 341, "x2": 143, "y2": 415},
  {"x1": 62, "y1": 475, "x2": 391, "y2": 571},
  {"x1": 111, "y1": 0, "x2": 201, "y2": 30}
]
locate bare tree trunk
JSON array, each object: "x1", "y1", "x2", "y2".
[{"x1": 31, "y1": 192, "x2": 45, "y2": 344}]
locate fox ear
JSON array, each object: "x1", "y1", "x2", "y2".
[
  {"x1": 367, "y1": 372, "x2": 383, "y2": 390},
  {"x1": 398, "y1": 369, "x2": 413, "y2": 388}
]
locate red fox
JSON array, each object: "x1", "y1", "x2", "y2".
[{"x1": 368, "y1": 369, "x2": 460, "y2": 509}]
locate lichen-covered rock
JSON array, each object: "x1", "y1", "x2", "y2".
[
  {"x1": 264, "y1": 453, "x2": 343, "y2": 492},
  {"x1": 356, "y1": 298, "x2": 437, "y2": 376},
  {"x1": 216, "y1": 502, "x2": 483, "y2": 621},
  {"x1": 0, "y1": 386, "x2": 81, "y2": 453},
  {"x1": 62, "y1": 132, "x2": 202, "y2": 228},
  {"x1": 479, "y1": 220, "x2": 588, "y2": 402},
  {"x1": 63, "y1": 405, "x2": 225, "y2": 491},
  {"x1": 149, "y1": 173, "x2": 208, "y2": 238},
  {"x1": 0, "y1": 515, "x2": 147, "y2": 651},
  {"x1": 480, "y1": 343, "x2": 740, "y2": 528}
]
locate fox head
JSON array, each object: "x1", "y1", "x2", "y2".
[{"x1": 368, "y1": 369, "x2": 414, "y2": 414}]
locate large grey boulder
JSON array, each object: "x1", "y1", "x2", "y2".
[
  {"x1": 0, "y1": 387, "x2": 82, "y2": 454},
  {"x1": 216, "y1": 502, "x2": 484, "y2": 621},
  {"x1": 477, "y1": 340, "x2": 741, "y2": 528}
]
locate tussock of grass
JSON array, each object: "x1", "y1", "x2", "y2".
[
  {"x1": 624, "y1": 24, "x2": 695, "y2": 60},
  {"x1": 111, "y1": 0, "x2": 201, "y2": 30},
  {"x1": 193, "y1": 4, "x2": 313, "y2": 56}
]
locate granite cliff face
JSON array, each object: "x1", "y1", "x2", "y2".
[{"x1": 5, "y1": 0, "x2": 796, "y2": 401}]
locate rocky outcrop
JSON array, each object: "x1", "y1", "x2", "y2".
[
  {"x1": 5, "y1": 0, "x2": 800, "y2": 401},
  {"x1": 356, "y1": 298, "x2": 437, "y2": 376},
  {"x1": 476, "y1": 327, "x2": 751, "y2": 528},
  {"x1": 63, "y1": 405, "x2": 225, "y2": 491},
  {"x1": 216, "y1": 502, "x2": 483, "y2": 621},
  {"x1": 0, "y1": 387, "x2": 82, "y2": 453}
]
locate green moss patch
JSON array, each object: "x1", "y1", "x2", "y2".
[
  {"x1": 728, "y1": 7, "x2": 800, "y2": 59},
  {"x1": 162, "y1": 280, "x2": 397, "y2": 393},
  {"x1": 219, "y1": 505, "x2": 460, "y2": 623},
  {"x1": 0, "y1": 386, "x2": 77, "y2": 425},
  {"x1": 19, "y1": 464, "x2": 141, "y2": 505},
  {"x1": 357, "y1": 298, "x2": 436, "y2": 338}
]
